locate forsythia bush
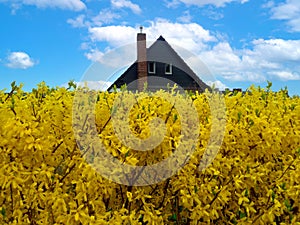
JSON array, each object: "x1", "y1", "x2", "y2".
[{"x1": 0, "y1": 82, "x2": 299, "y2": 224}]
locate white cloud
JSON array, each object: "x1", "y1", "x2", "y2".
[
  {"x1": 201, "y1": 6, "x2": 224, "y2": 20},
  {"x1": 85, "y1": 48, "x2": 105, "y2": 62},
  {"x1": 199, "y1": 38, "x2": 300, "y2": 82},
  {"x1": 199, "y1": 42, "x2": 245, "y2": 80},
  {"x1": 89, "y1": 25, "x2": 137, "y2": 47},
  {"x1": 10, "y1": 3, "x2": 21, "y2": 14},
  {"x1": 80, "y1": 42, "x2": 91, "y2": 50},
  {"x1": 177, "y1": 11, "x2": 192, "y2": 23},
  {"x1": 207, "y1": 80, "x2": 228, "y2": 90},
  {"x1": 111, "y1": 0, "x2": 142, "y2": 14},
  {"x1": 169, "y1": 0, "x2": 249, "y2": 7},
  {"x1": 67, "y1": 9, "x2": 121, "y2": 28},
  {"x1": 61, "y1": 80, "x2": 112, "y2": 91},
  {"x1": 0, "y1": 0, "x2": 86, "y2": 11},
  {"x1": 92, "y1": 9, "x2": 121, "y2": 26},
  {"x1": 6, "y1": 52, "x2": 36, "y2": 69},
  {"x1": 268, "y1": 71, "x2": 300, "y2": 81},
  {"x1": 88, "y1": 18, "x2": 215, "y2": 49},
  {"x1": 144, "y1": 19, "x2": 217, "y2": 52},
  {"x1": 165, "y1": 0, "x2": 181, "y2": 8},
  {"x1": 270, "y1": 0, "x2": 300, "y2": 19},
  {"x1": 251, "y1": 39, "x2": 300, "y2": 61},
  {"x1": 76, "y1": 81, "x2": 113, "y2": 91},
  {"x1": 270, "y1": 0, "x2": 300, "y2": 32},
  {"x1": 262, "y1": 1, "x2": 274, "y2": 9},
  {"x1": 67, "y1": 14, "x2": 89, "y2": 28},
  {"x1": 85, "y1": 44, "x2": 136, "y2": 68}
]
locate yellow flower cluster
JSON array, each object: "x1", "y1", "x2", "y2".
[{"x1": 0, "y1": 82, "x2": 299, "y2": 224}]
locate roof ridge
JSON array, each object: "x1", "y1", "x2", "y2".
[{"x1": 157, "y1": 35, "x2": 165, "y2": 41}]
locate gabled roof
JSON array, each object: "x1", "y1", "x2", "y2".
[
  {"x1": 146, "y1": 36, "x2": 209, "y2": 91},
  {"x1": 107, "y1": 35, "x2": 210, "y2": 92}
]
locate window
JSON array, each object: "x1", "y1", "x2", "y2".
[
  {"x1": 148, "y1": 62, "x2": 156, "y2": 74},
  {"x1": 165, "y1": 63, "x2": 172, "y2": 74}
]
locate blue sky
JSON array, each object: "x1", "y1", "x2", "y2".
[{"x1": 0, "y1": 0, "x2": 300, "y2": 95}]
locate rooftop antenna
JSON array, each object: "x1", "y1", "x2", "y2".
[{"x1": 139, "y1": 26, "x2": 143, "y2": 33}]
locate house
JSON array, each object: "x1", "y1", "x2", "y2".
[{"x1": 107, "y1": 28, "x2": 211, "y2": 92}]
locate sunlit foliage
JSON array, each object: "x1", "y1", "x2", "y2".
[{"x1": 0, "y1": 82, "x2": 299, "y2": 224}]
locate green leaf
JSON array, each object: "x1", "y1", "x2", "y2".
[
  {"x1": 245, "y1": 188, "x2": 249, "y2": 197},
  {"x1": 248, "y1": 119, "x2": 254, "y2": 126},
  {"x1": 138, "y1": 214, "x2": 144, "y2": 222},
  {"x1": 194, "y1": 185, "x2": 198, "y2": 193},
  {"x1": 0, "y1": 207, "x2": 6, "y2": 218},
  {"x1": 237, "y1": 112, "x2": 242, "y2": 122},
  {"x1": 232, "y1": 218, "x2": 237, "y2": 225},
  {"x1": 290, "y1": 104, "x2": 296, "y2": 111},
  {"x1": 168, "y1": 214, "x2": 177, "y2": 221},
  {"x1": 280, "y1": 182, "x2": 287, "y2": 191},
  {"x1": 246, "y1": 165, "x2": 250, "y2": 173},
  {"x1": 284, "y1": 199, "x2": 292, "y2": 211},
  {"x1": 212, "y1": 189, "x2": 216, "y2": 196},
  {"x1": 271, "y1": 190, "x2": 276, "y2": 203},
  {"x1": 173, "y1": 114, "x2": 178, "y2": 122},
  {"x1": 110, "y1": 105, "x2": 117, "y2": 115},
  {"x1": 237, "y1": 210, "x2": 247, "y2": 219},
  {"x1": 266, "y1": 80, "x2": 272, "y2": 90},
  {"x1": 239, "y1": 211, "x2": 247, "y2": 219},
  {"x1": 67, "y1": 80, "x2": 77, "y2": 90},
  {"x1": 11, "y1": 81, "x2": 16, "y2": 89},
  {"x1": 255, "y1": 109, "x2": 260, "y2": 117},
  {"x1": 120, "y1": 84, "x2": 127, "y2": 91}
]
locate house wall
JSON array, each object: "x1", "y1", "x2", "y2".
[
  {"x1": 108, "y1": 62, "x2": 204, "y2": 92},
  {"x1": 151, "y1": 62, "x2": 199, "y2": 90}
]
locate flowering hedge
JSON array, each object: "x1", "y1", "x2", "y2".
[{"x1": 0, "y1": 82, "x2": 299, "y2": 224}]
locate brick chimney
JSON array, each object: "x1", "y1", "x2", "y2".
[{"x1": 137, "y1": 26, "x2": 147, "y2": 91}]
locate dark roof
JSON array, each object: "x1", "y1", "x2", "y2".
[
  {"x1": 157, "y1": 35, "x2": 166, "y2": 41},
  {"x1": 146, "y1": 36, "x2": 209, "y2": 91},
  {"x1": 107, "y1": 35, "x2": 210, "y2": 92}
]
